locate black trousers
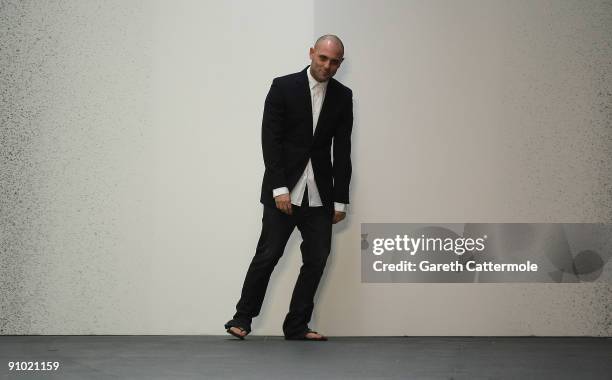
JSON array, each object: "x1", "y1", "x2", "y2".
[{"x1": 225, "y1": 187, "x2": 333, "y2": 338}]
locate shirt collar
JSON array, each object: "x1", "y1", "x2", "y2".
[{"x1": 307, "y1": 66, "x2": 329, "y2": 91}]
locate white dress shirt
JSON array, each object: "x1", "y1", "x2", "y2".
[{"x1": 272, "y1": 68, "x2": 347, "y2": 213}]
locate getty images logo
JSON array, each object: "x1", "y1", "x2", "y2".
[{"x1": 369, "y1": 234, "x2": 487, "y2": 256}]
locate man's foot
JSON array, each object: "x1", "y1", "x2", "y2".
[
  {"x1": 226, "y1": 326, "x2": 249, "y2": 340},
  {"x1": 285, "y1": 329, "x2": 328, "y2": 341},
  {"x1": 304, "y1": 331, "x2": 327, "y2": 340}
]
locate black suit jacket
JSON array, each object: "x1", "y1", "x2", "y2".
[{"x1": 259, "y1": 66, "x2": 354, "y2": 213}]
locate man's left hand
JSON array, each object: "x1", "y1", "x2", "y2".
[{"x1": 332, "y1": 211, "x2": 346, "y2": 224}]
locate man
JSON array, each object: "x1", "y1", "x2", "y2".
[{"x1": 224, "y1": 35, "x2": 353, "y2": 341}]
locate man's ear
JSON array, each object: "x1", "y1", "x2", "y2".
[{"x1": 309, "y1": 47, "x2": 315, "y2": 59}]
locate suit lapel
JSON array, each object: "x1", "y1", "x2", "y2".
[
  {"x1": 297, "y1": 67, "x2": 313, "y2": 134},
  {"x1": 313, "y1": 78, "x2": 336, "y2": 142}
]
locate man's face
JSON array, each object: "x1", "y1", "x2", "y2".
[{"x1": 309, "y1": 41, "x2": 344, "y2": 82}]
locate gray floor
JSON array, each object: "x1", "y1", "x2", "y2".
[{"x1": 1, "y1": 336, "x2": 611, "y2": 379}]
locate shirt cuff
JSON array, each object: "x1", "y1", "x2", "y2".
[
  {"x1": 334, "y1": 202, "x2": 347, "y2": 212},
  {"x1": 273, "y1": 187, "x2": 290, "y2": 198}
]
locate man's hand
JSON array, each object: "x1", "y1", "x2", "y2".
[
  {"x1": 332, "y1": 211, "x2": 346, "y2": 224},
  {"x1": 274, "y1": 193, "x2": 293, "y2": 215}
]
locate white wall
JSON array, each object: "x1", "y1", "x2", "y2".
[
  {"x1": 1, "y1": 0, "x2": 610, "y2": 336},
  {"x1": 314, "y1": 0, "x2": 611, "y2": 336}
]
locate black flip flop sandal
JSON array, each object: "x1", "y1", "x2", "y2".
[
  {"x1": 226, "y1": 326, "x2": 249, "y2": 340},
  {"x1": 285, "y1": 329, "x2": 328, "y2": 341}
]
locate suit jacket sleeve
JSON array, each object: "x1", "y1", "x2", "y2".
[
  {"x1": 333, "y1": 89, "x2": 354, "y2": 204},
  {"x1": 261, "y1": 78, "x2": 287, "y2": 189}
]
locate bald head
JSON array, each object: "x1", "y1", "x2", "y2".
[
  {"x1": 309, "y1": 34, "x2": 345, "y2": 82},
  {"x1": 314, "y1": 34, "x2": 345, "y2": 57}
]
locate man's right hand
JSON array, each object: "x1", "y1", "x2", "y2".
[{"x1": 274, "y1": 193, "x2": 293, "y2": 215}]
